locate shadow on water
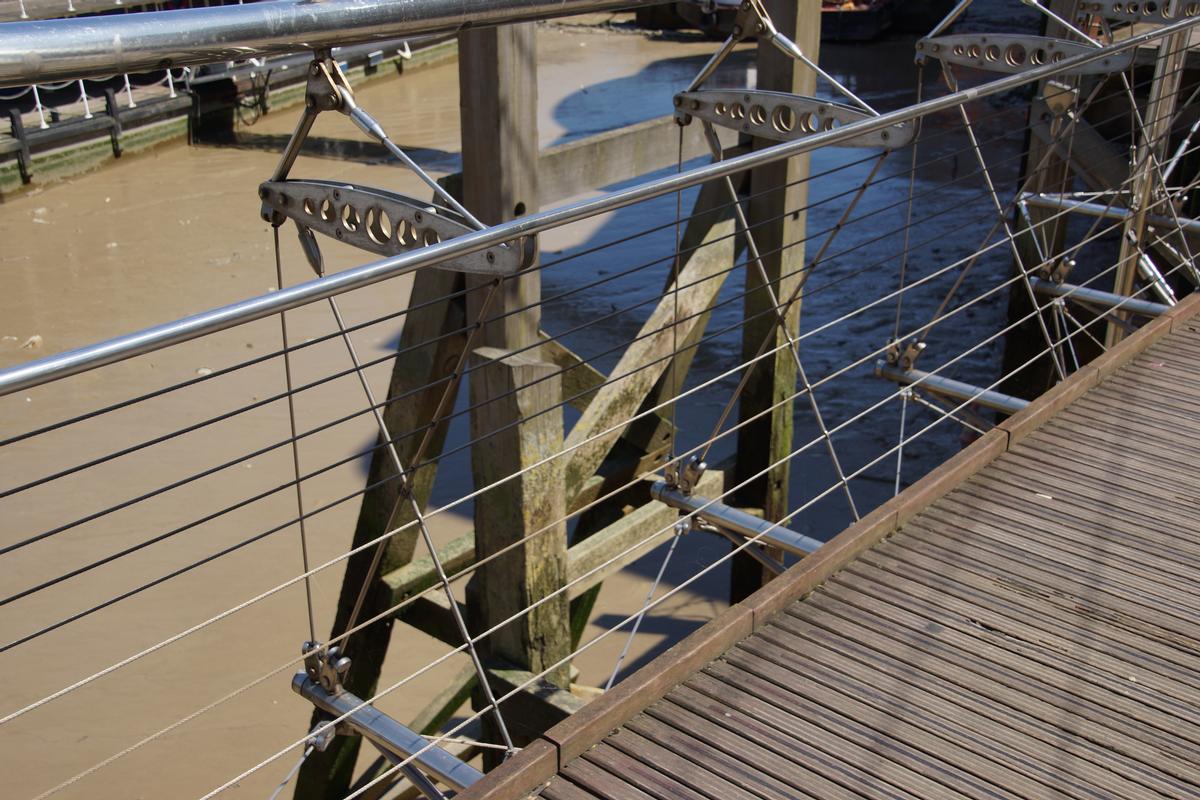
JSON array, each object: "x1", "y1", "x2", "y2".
[{"x1": 195, "y1": 132, "x2": 460, "y2": 173}]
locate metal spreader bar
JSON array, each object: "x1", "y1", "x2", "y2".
[
  {"x1": 875, "y1": 361, "x2": 1031, "y2": 415},
  {"x1": 294, "y1": 648, "x2": 482, "y2": 799},
  {"x1": 651, "y1": 481, "x2": 824, "y2": 557},
  {"x1": 1029, "y1": 276, "x2": 1171, "y2": 316}
]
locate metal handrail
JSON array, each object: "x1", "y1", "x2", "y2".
[
  {"x1": 1, "y1": 14, "x2": 1197, "y2": 398},
  {"x1": 0, "y1": 0, "x2": 661, "y2": 87}
]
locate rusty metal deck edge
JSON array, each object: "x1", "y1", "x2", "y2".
[{"x1": 454, "y1": 290, "x2": 1200, "y2": 800}]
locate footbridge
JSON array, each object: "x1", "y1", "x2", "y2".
[
  {"x1": 3, "y1": 1, "x2": 1200, "y2": 799},
  {"x1": 470, "y1": 294, "x2": 1200, "y2": 800}
]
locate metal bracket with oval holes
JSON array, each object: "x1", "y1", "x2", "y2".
[
  {"x1": 1077, "y1": 0, "x2": 1200, "y2": 25},
  {"x1": 673, "y1": 89, "x2": 915, "y2": 149},
  {"x1": 258, "y1": 179, "x2": 525, "y2": 276},
  {"x1": 915, "y1": 33, "x2": 1135, "y2": 75}
]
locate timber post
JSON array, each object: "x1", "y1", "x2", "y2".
[
  {"x1": 293, "y1": 268, "x2": 468, "y2": 800},
  {"x1": 1003, "y1": 0, "x2": 1085, "y2": 397},
  {"x1": 731, "y1": 0, "x2": 819, "y2": 602},
  {"x1": 457, "y1": 22, "x2": 573, "y2": 758}
]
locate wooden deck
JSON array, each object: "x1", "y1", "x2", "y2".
[{"x1": 461, "y1": 292, "x2": 1200, "y2": 800}]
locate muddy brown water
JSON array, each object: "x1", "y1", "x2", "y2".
[{"x1": 0, "y1": 6, "x2": 1035, "y2": 798}]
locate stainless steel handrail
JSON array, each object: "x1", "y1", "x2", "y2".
[
  {"x1": 0, "y1": 0, "x2": 661, "y2": 87},
  {"x1": 0, "y1": 15, "x2": 1196, "y2": 398}
]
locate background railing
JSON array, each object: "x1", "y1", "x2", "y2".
[{"x1": 2, "y1": 2, "x2": 1198, "y2": 799}]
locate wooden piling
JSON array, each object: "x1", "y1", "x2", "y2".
[
  {"x1": 732, "y1": 0, "x2": 819, "y2": 602},
  {"x1": 457, "y1": 22, "x2": 575, "y2": 758}
]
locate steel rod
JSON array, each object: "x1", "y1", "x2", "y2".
[
  {"x1": 650, "y1": 481, "x2": 823, "y2": 556},
  {"x1": 1, "y1": 16, "x2": 1197, "y2": 397},
  {"x1": 1023, "y1": 192, "x2": 1200, "y2": 235},
  {"x1": 291, "y1": 672, "x2": 483, "y2": 792},
  {"x1": 0, "y1": 0, "x2": 662, "y2": 87},
  {"x1": 875, "y1": 362, "x2": 1029, "y2": 415},
  {"x1": 1029, "y1": 277, "x2": 1169, "y2": 316}
]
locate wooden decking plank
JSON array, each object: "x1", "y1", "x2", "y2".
[
  {"x1": 577, "y1": 745, "x2": 710, "y2": 800},
  {"x1": 540, "y1": 776, "x2": 608, "y2": 800},
  {"x1": 702, "y1": 659, "x2": 1016, "y2": 800},
  {"x1": 1040, "y1": 415, "x2": 1200, "y2": 472},
  {"x1": 948, "y1": 461, "x2": 1200, "y2": 583},
  {"x1": 850, "y1": 544, "x2": 1200, "y2": 707},
  {"x1": 954, "y1": 465, "x2": 1200, "y2": 570},
  {"x1": 1049, "y1": 407, "x2": 1200, "y2": 455},
  {"x1": 760, "y1": 611, "x2": 1198, "y2": 800},
  {"x1": 778, "y1": 601, "x2": 1200, "y2": 786},
  {"x1": 900, "y1": 521, "x2": 1200, "y2": 649},
  {"x1": 931, "y1": 486, "x2": 1200, "y2": 606},
  {"x1": 789, "y1": 598, "x2": 1200, "y2": 779},
  {"x1": 665, "y1": 684, "x2": 935, "y2": 800},
  {"x1": 684, "y1": 672, "x2": 976, "y2": 800},
  {"x1": 1010, "y1": 427, "x2": 1200, "y2": 501},
  {"x1": 644, "y1": 702, "x2": 862, "y2": 800},
  {"x1": 912, "y1": 496, "x2": 1200, "y2": 642},
  {"x1": 604, "y1": 727, "x2": 769, "y2": 800},
  {"x1": 722, "y1": 646, "x2": 1053, "y2": 799},
  {"x1": 567, "y1": 747, "x2": 686, "y2": 800},
  {"x1": 1143, "y1": 338, "x2": 1200, "y2": 361},
  {"x1": 818, "y1": 574, "x2": 1200, "y2": 755},
  {"x1": 1074, "y1": 389, "x2": 1200, "y2": 429},
  {"x1": 1116, "y1": 353, "x2": 1200, "y2": 387},
  {"x1": 1000, "y1": 436, "x2": 1200, "y2": 523},
  {"x1": 687, "y1": 668, "x2": 997, "y2": 800},
  {"x1": 1092, "y1": 372, "x2": 1200, "y2": 411},
  {"x1": 738, "y1": 631, "x2": 1145, "y2": 800},
  {"x1": 960, "y1": 473, "x2": 1200, "y2": 567}
]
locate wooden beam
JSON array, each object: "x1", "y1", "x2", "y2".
[
  {"x1": 566, "y1": 468, "x2": 725, "y2": 600},
  {"x1": 538, "y1": 331, "x2": 606, "y2": 412},
  {"x1": 295, "y1": 265, "x2": 467, "y2": 800},
  {"x1": 487, "y1": 667, "x2": 587, "y2": 744},
  {"x1": 440, "y1": 115, "x2": 741, "y2": 212},
  {"x1": 466, "y1": 348, "x2": 572, "y2": 687},
  {"x1": 1029, "y1": 99, "x2": 1129, "y2": 194},
  {"x1": 382, "y1": 531, "x2": 474, "y2": 604},
  {"x1": 561, "y1": 200, "x2": 738, "y2": 498},
  {"x1": 732, "y1": 0, "x2": 818, "y2": 601}
]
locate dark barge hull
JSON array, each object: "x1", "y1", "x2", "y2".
[{"x1": 821, "y1": 1, "x2": 894, "y2": 42}]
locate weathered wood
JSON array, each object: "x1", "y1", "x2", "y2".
[
  {"x1": 460, "y1": 304, "x2": 1200, "y2": 800},
  {"x1": 459, "y1": 22, "x2": 541, "y2": 351},
  {"x1": 731, "y1": 0, "x2": 819, "y2": 602},
  {"x1": 566, "y1": 469, "x2": 724, "y2": 600},
  {"x1": 538, "y1": 331, "x2": 606, "y2": 412},
  {"x1": 561, "y1": 201, "x2": 738, "y2": 498},
  {"x1": 1111, "y1": 24, "x2": 1190, "y2": 347},
  {"x1": 382, "y1": 530, "x2": 475, "y2": 605},
  {"x1": 466, "y1": 348, "x2": 571, "y2": 686},
  {"x1": 488, "y1": 667, "x2": 588, "y2": 743},
  {"x1": 295, "y1": 266, "x2": 467, "y2": 800}
]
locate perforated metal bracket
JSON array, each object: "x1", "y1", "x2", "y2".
[
  {"x1": 673, "y1": 90, "x2": 913, "y2": 149},
  {"x1": 259, "y1": 179, "x2": 525, "y2": 276},
  {"x1": 1078, "y1": 0, "x2": 1200, "y2": 25},
  {"x1": 916, "y1": 33, "x2": 1134, "y2": 75}
]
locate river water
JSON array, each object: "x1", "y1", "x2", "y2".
[{"x1": 0, "y1": 3, "x2": 1041, "y2": 797}]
